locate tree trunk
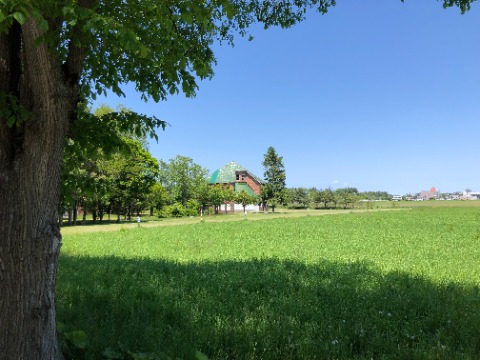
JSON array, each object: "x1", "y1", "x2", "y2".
[
  {"x1": 0, "y1": 17, "x2": 78, "y2": 359},
  {"x1": 67, "y1": 208, "x2": 72, "y2": 226},
  {"x1": 126, "y1": 206, "x2": 131, "y2": 221},
  {"x1": 73, "y1": 200, "x2": 78, "y2": 225},
  {"x1": 92, "y1": 209, "x2": 97, "y2": 224}
]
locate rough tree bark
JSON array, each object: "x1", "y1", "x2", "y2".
[{"x1": 0, "y1": 15, "x2": 84, "y2": 359}]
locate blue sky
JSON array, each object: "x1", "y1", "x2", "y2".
[{"x1": 93, "y1": 0, "x2": 480, "y2": 195}]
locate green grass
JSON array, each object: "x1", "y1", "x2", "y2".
[{"x1": 58, "y1": 206, "x2": 480, "y2": 359}]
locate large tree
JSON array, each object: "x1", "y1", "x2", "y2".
[
  {"x1": 60, "y1": 104, "x2": 158, "y2": 224},
  {"x1": 102, "y1": 138, "x2": 160, "y2": 221},
  {"x1": 288, "y1": 187, "x2": 310, "y2": 208},
  {"x1": 0, "y1": 0, "x2": 474, "y2": 358},
  {"x1": 262, "y1": 146, "x2": 287, "y2": 212},
  {"x1": 158, "y1": 155, "x2": 209, "y2": 206}
]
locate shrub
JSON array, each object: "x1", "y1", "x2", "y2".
[
  {"x1": 157, "y1": 203, "x2": 187, "y2": 218},
  {"x1": 185, "y1": 199, "x2": 200, "y2": 216}
]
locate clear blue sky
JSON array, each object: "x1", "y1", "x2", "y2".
[{"x1": 93, "y1": 0, "x2": 480, "y2": 195}]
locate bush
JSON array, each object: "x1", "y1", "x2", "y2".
[
  {"x1": 185, "y1": 199, "x2": 200, "y2": 216},
  {"x1": 170, "y1": 203, "x2": 186, "y2": 217},
  {"x1": 157, "y1": 203, "x2": 186, "y2": 218}
]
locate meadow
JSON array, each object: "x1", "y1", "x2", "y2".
[{"x1": 58, "y1": 205, "x2": 480, "y2": 359}]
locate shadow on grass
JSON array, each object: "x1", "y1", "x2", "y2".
[
  {"x1": 61, "y1": 219, "x2": 142, "y2": 227},
  {"x1": 57, "y1": 255, "x2": 480, "y2": 360}
]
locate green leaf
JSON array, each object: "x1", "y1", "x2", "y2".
[
  {"x1": 19, "y1": 107, "x2": 30, "y2": 121},
  {"x1": 12, "y1": 12, "x2": 26, "y2": 25},
  {"x1": 64, "y1": 330, "x2": 87, "y2": 349},
  {"x1": 56, "y1": 322, "x2": 66, "y2": 333},
  {"x1": 196, "y1": 350, "x2": 209, "y2": 360},
  {"x1": 31, "y1": 8, "x2": 48, "y2": 31},
  {"x1": 139, "y1": 45, "x2": 149, "y2": 58},
  {"x1": 182, "y1": 12, "x2": 193, "y2": 24},
  {"x1": 62, "y1": 6, "x2": 75, "y2": 16},
  {"x1": 7, "y1": 115, "x2": 16, "y2": 127}
]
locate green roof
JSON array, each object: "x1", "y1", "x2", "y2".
[
  {"x1": 235, "y1": 182, "x2": 256, "y2": 196},
  {"x1": 209, "y1": 161, "x2": 262, "y2": 184}
]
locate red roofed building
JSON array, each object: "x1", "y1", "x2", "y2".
[{"x1": 419, "y1": 187, "x2": 440, "y2": 200}]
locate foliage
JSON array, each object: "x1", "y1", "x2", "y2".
[
  {"x1": 311, "y1": 188, "x2": 336, "y2": 208},
  {"x1": 337, "y1": 191, "x2": 358, "y2": 209},
  {"x1": 233, "y1": 190, "x2": 258, "y2": 212},
  {"x1": 158, "y1": 202, "x2": 187, "y2": 218},
  {"x1": 359, "y1": 190, "x2": 392, "y2": 201},
  {"x1": 61, "y1": 105, "x2": 161, "y2": 223},
  {"x1": 104, "y1": 138, "x2": 160, "y2": 218},
  {"x1": 185, "y1": 199, "x2": 201, "y2": 216},
  {"x1": 58, "y1": 206, "x2": 480, "y2": 359},
  {"x1": 57, "y1": 322, "x2": 88, "y2": 360},
  {"x1": 192, "y1": 181, "x2": 211, "y2": 209},
  {"x1": 0, "y1": 92, "x2": 30, "y2": 127},
  {"x1": 71, "y1": 104, "x2": 166, "y2": 150},
  {"x1": 286, "y1": 188, "x2": 393, "y2": 209},
  {"x1": 287, "y1": 187, "x2": 310, "y2": 208},
  {"x1": 262, "y1": 146, "x2": 287, "y2": 212},
  {"x1": 159, "y1": 156, "x2": 209, "y2": 206},
  {"x1": 0, "y1": 0, "x2": 338, "y2": 106},
  {"x1": 429, "y1": 0, "x2": 475, "y2": 13},
  {"x1": 209, "y1": 184, "x2": 234, "y2": 214},
  {"x1": 145, "y1": 183, "x2": 170, "y2": 214},
  {"x1": 335, "y1": 187, "x2": 359, "y2": 196}
]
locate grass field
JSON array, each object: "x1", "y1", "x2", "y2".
[{"x1": 58, "y1": 205, "x2": 480, "y2": 359}]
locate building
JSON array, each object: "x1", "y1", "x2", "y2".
[
  {"x1": 419, "y1": 187, "x2": 440, "y2": 200},
  {"x1": 209, "y1": 161, "x2": 262, "y2": 213},
  {"x1": 462, "y1": 190, "x2": 480, "y2": 200}
]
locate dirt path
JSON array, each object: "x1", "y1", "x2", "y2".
[{"x1": 60, "y1": 208, "x2": 409, "y2": 236}]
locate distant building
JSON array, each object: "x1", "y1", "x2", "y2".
[
  {"x1": 462, "y1": 190, "x2": 480, "y2": 200},
  {"x1": 209, "y1": 161, "x2": 263, "y2": 213},
  {"x1": 419, "y1": 187, "x2": 440, "y2": 200}
]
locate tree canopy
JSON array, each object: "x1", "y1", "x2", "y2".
[
  {"x1": 1, "y1": 0, "x2": 338, "y2": 108},
  {"x1": 262, "y1": 146, "x2": 287, "y2": 212},
  {"x1": 159, "y1": 155, "x2": 209, "y2": 206}
]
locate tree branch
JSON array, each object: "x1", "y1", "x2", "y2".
[{"x1": 63, "y1": 0, "x2": 96, "y2": 87}]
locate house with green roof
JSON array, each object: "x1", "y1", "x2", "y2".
[{"x1": 209, "y1": 161, "x2": 263, "y2": 212}]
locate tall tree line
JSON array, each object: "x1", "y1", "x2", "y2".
[
  {"x1": 60, "y1": 105, "x2": 160, "y2": 224},
  {"x1": 286, "y1": 187, "x2": 392, "y2": 209}
]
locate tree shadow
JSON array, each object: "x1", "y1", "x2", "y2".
[{"x1": 57, "y1": 255, "x2": 480, "y2": 359}]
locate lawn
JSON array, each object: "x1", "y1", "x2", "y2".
[{"x1": 57, "y1": 206, "x2": 480, "y2": 359}]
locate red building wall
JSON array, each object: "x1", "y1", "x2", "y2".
[{"x1": 235, "y1": 171, "x2": 261, "y2": 195}]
